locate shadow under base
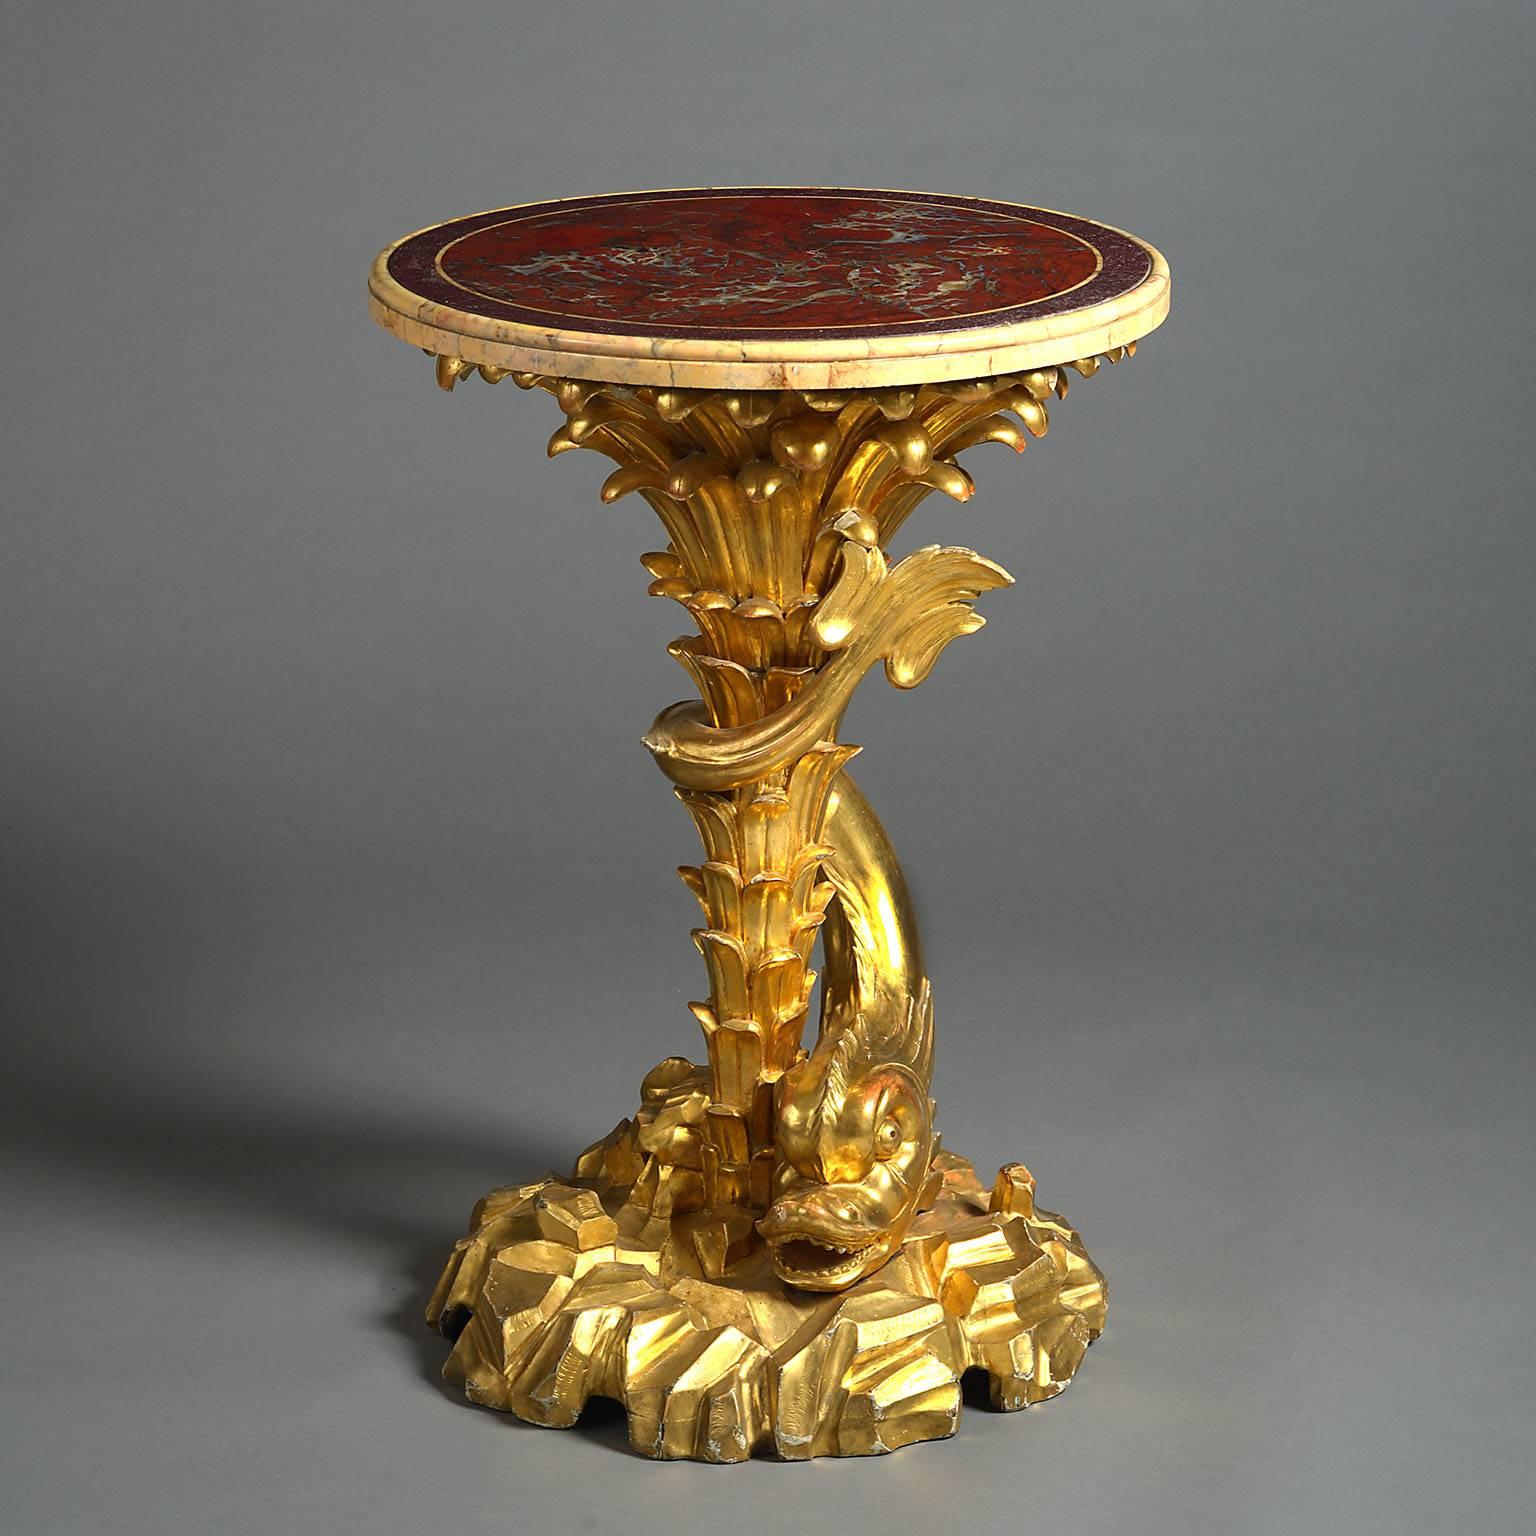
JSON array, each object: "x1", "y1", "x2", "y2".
[{"x1": 426, "y1": 1148, "x2": 1106, "y2": 1461}]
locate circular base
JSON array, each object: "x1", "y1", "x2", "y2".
[{"x1": 426, "y1": 1151, "x2": 1106, "y2": 1461}]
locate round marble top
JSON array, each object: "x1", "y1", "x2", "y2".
[{"x1": 369, "y1": 188, "x2": 1168, "y2": 389}]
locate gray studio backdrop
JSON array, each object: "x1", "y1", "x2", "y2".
[{"x1": 3, "y1": 2, "x2": 1532, "y2": 1533}]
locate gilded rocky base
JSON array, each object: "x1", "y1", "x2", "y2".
[{"x1": 427, "y1": 1146, "x2": 1105, "y2": 1462}]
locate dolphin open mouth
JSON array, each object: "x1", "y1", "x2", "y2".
[{"x1": 763, "y1": 1229, "x2": 885, "y2": 1289}]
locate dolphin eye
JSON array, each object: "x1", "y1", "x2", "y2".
[{"x1": 875, "y1": 1117, "x2": 903, "y2": 1159}]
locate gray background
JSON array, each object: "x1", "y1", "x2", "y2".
[{"x1": 3, "y1": 1, "x2": 1533, "y2": 1531}]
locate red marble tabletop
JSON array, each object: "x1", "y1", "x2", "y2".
[{"x1": 369, "y1": 187, "x2": 1168, "y2": 390}]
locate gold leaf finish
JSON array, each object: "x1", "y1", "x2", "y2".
[
  {"x1": 429, "y1": 1153, "x2": 1105, "y2": 1461},
  {"x1": 412, "y1": 353, "x2": 1135, "y2": 1458}
]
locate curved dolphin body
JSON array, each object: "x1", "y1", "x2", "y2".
[
  {"x1": 643, "y1": 533, "x2": 999, "y2": 1290},
  {"x1": 757, "y1": 774, "x2": 941, "y2": 1290}
]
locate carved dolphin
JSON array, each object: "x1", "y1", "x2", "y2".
[
  {"x1": 641, "y1": 532, "x2": 998, "y2": 1289},
  {"x1": 757, "y1": 775, "x2": 941, "y2": 1290}
]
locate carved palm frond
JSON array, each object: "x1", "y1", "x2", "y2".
[{"x1": 426, "y1": 352, "x2": 1137, "y2": 1205}]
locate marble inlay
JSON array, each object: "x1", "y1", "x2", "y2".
[{"x1": 387, "y1": 189, "x2": 1153, "y2": 342}]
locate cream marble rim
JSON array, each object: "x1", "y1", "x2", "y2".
[{"x1": 368, "y1": 189, "x2": 1170, "y2": 390}]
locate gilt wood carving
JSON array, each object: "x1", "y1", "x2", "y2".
[{"x1": 369, "y1": 188, "x2": 1169, "y2": 1459}]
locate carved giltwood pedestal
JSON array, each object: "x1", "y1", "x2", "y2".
[{"x1": 369, "y1": 189, "x2": 1169, "y2": 1460}]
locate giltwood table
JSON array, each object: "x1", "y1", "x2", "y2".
[{"x1": 368, "y1": 187, "x2": 1169, "y2": 1461}]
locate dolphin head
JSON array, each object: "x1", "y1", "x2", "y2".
[{"x1": 759, "y1": 1011, "x2": 934, "y2": 1290}]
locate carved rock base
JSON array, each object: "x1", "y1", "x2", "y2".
[{"x1": 426, "y1": 1148, "x2": 1105, "y2": 1461}]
